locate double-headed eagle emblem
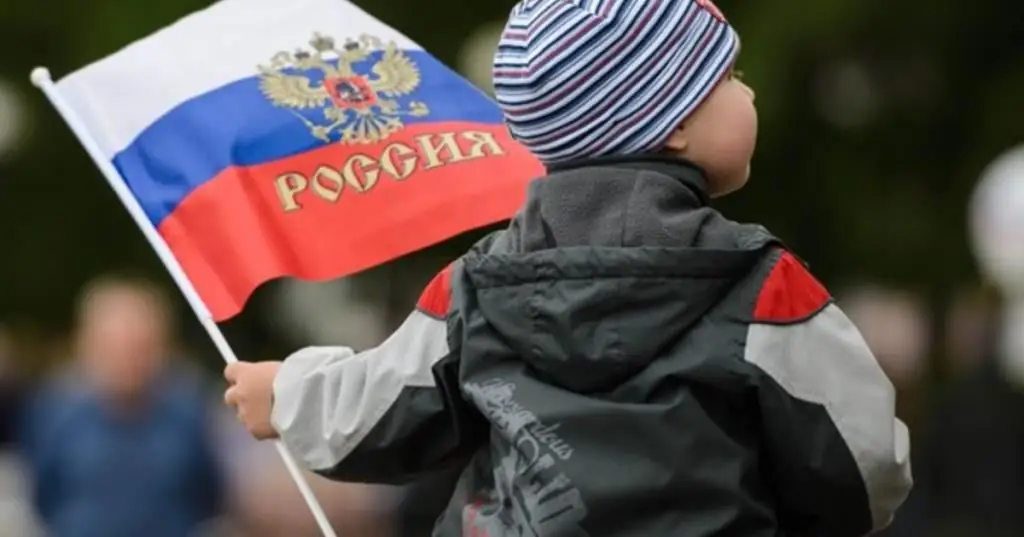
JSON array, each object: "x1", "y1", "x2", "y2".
[{"x1": 259, "y1": 33, "x2": 429, "y2": 144}]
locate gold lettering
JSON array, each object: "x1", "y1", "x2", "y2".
[
  {"x1": 415, "y1": 133, "x2": 468, "y2": 169},
  {"x1": 310, "y1": 165, "x2": 344, "y2": 202},
  {"x1": 274, "y1": 173, "x2": 308, "y2": 212},
  {"x1": 462, "y1": 131, "x2": 506, "y2": 158},
  {"x1": 279, "y1": 132, "x2": 499, "y2": 213},
  {"x1": 342, "y1": 153, "x2": 379, "y2": 192},
  {"x1": 379, "y1": 142, "x2": 418, "y2": 181}
]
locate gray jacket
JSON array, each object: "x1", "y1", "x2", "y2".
[{"x1": 271, "y1": 156, "x2": 912, "y2": 537}]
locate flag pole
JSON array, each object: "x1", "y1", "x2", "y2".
[{"x1": 30, "y1": 67, "x2": 339, "y2": 537}]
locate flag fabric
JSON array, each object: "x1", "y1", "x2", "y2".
[{"x1": 57, "y1": 0, "x2": 544, "y2": 321}]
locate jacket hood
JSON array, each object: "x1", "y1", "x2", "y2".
[{"x1": 460, "y1": 156, "x2": 775, "y2": 393}]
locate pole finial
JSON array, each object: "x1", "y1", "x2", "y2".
[{"x1": 30, "y1": 67, "x2": 52, "y2": 87}]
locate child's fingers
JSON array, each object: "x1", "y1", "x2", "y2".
[
  {"x1": 224, "y1": 362, "x2": 244, "y2": 383},
  {"x1": 224, "y1": 386, "x2": 241, "y2": 407}
]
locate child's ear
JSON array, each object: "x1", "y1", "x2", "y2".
[{"x1": 664, "y1": 126, "x2": 688, "y2": 153}]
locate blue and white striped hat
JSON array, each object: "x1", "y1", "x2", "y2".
[{"x1": 493, "y1": 0, "x2": 740, "y2": 164}]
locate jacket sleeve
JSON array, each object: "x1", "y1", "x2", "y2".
[
  {"x1": 270, "y1": 264, "x2": 485, "y2": 484},
  {"x1": 744, "y1": 252, "x2": 912, "y2": 537}
]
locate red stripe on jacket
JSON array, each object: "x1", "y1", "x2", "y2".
[
  {"x1": 416, "y1": 264, "x2": 454, "y2": 319},
  {"x1": 754, "y1": 252, "x2": 831, "y2": 323}
]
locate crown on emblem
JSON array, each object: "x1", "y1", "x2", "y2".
[
  {"x1": 310, "y1": 33, "x2": 335, "y2": 52},
  {"x1": 258, "y1": 33, "x2": 429, "y2": 144}
]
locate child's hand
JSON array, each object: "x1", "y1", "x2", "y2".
[{"x1": 224, "y1": 361, "x2": 282, "y2": 440}]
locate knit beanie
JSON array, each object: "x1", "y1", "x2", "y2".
[{"x1": 493, "y1": 0, "x2": 739, "y2": 164}]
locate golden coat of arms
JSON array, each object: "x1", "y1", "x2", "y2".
[{"x1": 258, "y1": 33, "x2": 429, "y2": 144}]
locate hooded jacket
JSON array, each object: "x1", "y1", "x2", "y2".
[{"x1": 270, "y1": 156, "x2": 913, "y2": 537}]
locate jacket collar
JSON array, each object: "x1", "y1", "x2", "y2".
[{"x1": 545, "y1": 154, "x2": 711, "y2": 207}]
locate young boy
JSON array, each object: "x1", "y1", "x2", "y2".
[{"x1": 224, "y1": 1, "x2": 913, "y2": 535}]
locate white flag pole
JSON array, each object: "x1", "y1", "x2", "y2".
[{"x1": 30, "y1": 67, "x2": 339, "y2": 537}]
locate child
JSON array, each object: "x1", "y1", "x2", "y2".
[{"x1": 224, "y1": 1, "x2": 913, "y2": 535}]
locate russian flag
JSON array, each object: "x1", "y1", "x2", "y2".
[{"x1": 55, "y1": 0, "x2": 543, "y2": 321}]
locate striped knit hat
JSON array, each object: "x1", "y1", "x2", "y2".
[{"x1": 493, "y1": 0, "x2": 740, "y2": 164}]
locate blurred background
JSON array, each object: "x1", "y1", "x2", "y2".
[{"x1": 1, "y1": 0, "x2": 1023, "y2": 536}]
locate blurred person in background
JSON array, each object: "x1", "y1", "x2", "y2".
[
  {"x1": 0, "y1": 325, "x2": 42, "y2": 536},
  {"x1": 18, "y1": 274, "x2": 226, "y2": 537},
  {"x1": 882, "y1": 147, "x2": 1024, "y2": 537},
  {"x1": 839, "y1": 285, "x2": 931, "y2": 423}
]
